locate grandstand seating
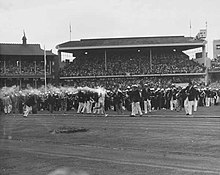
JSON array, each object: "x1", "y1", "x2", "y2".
[
  {"x1": 0, "y1": 60, "x2": 50, "y2": 75},
  {"x1": 60, "y1": 50, "x2": 206, "y2": 77}
]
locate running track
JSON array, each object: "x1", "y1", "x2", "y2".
[{"x1": 0, "y1": 114, "x2": 220, "y2": 175}]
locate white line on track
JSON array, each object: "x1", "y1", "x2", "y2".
[{"x1": 1, "y1": 144, "x2": 220, "y2": 174}]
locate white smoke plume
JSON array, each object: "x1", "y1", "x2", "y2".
[{"x1": 0, "y1": 85, "x2": 106, "y2": 99}]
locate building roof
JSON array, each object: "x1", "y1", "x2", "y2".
[
  {"x1": 56, "y1": 36, "x2": 206, "y2": 51},
  {"x1": 0, "y1": 43, "x2": 56, "y2": 56}
]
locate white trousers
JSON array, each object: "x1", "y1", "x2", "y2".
[
  {"x1": 188, "y1": 101, "x2": 194, "y2": 115},
  {"x1": 194, "y1": 99, "x2": 198, "y2": 112},
  {"x1": 211, "y1": 98, "x2": 215, "y2": 105},
  {"x1": 4, "y1": 105, "x2": 12, "y2": 114},
  {"x1": 93, "y1": 101, "x2": 105, "y2": 114},
  {"x1": 131, "y1": 102, "x2": 142, "y2": 116},
  {"x1": 144, "y1": 100, "x2": 151, "y2": 113},
  {"x1": 77, "y1": 102, "x2": 85, "y2": 113},
  {"x1": 82, "y1": 101, "x2": 90, "y2": 113},
  {"x1": 170, "y1": 99, "x2": 177, "y2": 111},
  {"x1": 217, "y1": 96, "x2": 220, "y2": 103},
  {"x1": 82, "y1": 101, "x2": 93, "y2": 114},
  {"x1": 205, "y1": 97, "x2": 211, "y2": 107},
  {"x1": 184, "y1": 98, "x2": 194, "y2": 115},
  {"x1": 87, "y1": 101, "x2": 93, "y2": 114}
]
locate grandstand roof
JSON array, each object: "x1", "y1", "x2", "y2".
[
  {"x1": 57, "y1": 36, "x2": 206, "y2": 51},
  {"x1": 0, "y1": 43, "x2": 56, "y2": 56}
]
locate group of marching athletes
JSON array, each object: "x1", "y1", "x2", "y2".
[{"x1": 0, "y1": 82, "x2": 219, "y2": 117}]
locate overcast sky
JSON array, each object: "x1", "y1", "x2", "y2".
[{"x1": 0, "y1": 0, "x2": 220, "y2": 58}]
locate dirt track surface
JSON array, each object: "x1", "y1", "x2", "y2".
[{"x1": 0, "y1": 107, "x2": 220, "y2": 175}]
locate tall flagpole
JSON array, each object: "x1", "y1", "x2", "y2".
[
  {"x1": 150, "y1": 49, "x2": 152, "y2": 72},
  {"x1": 190, "y1": 20, "x2": 192, "y2": 37},
  {"x1": 44, "y1": 45, "x2": 47, "y2": 92},
  {"x1": 69, "y1": 23, "x2": 72, "y2": 41},
  {"x1": 205, "y1": 21, "x2": 208, "y2": 38},
  {"x1": 205, "y1": 21, "x2": 208, "y2": 58}
]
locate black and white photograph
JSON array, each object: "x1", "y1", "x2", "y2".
[{"x1": 0, "y1": 0, "x2": 220, "y2": 174}]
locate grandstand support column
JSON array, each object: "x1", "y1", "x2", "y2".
[
  {"x1": 205, "y1": 68, "x2": 209, "y2": 86},
  {"x1": 150, "y1": 49, "x2": 152, "y2": 72},
  {"x1": 202, "y1": 45, "x2": 208, "y2": 85},
  {"x1": 202, "y1": 45, "x2": 206, "y2": 67},
  {"x1": 58, "y1": 50, "x2": 61, "y2": 71},
  {"x1": 57, "y1": 50, "x2": 62, "y2": 86},
  {"x1": 19, "y1": 59, "x2": 21, "y2": 74},
  {"x1": 50, "y1": 60, "x2": 52, "y2": 74},
  {"x1": 34, "y1": 61, "x2": 37, "y2": 74},
  {"x1": 4, "y1": 60, "x2": 6, "y2": 73},
  {"x1": 104, "y1": 50, "x2": 107, "y2": 71}
]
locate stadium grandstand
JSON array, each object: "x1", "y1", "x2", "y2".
[
  {"x1": 208, "y1": 58, "x2": 220, "y2": 84},
  {"x1": 56, "y1": 35, "x2": 207, "y2": 88},
  {"x1": 0, "y1": 34, "x2": 58, "y2": 88}
]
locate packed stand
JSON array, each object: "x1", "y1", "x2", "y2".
[
  {"x1": 209, "y1": 59, "x2": 220, "y2": 71},
  {"x1": 0, "y1": 60, "x2": 50, "y2": 75},
  {"x1": 151, "y1": 51, "x2": 205, "y2": 74},
  {"x1": 60, "y1": 50, "x2": 206, "y2": 77}
]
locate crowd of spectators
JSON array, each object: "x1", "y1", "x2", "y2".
[
  {"x1": 0, "y1": 60, "x2": 50, "y2": 75},
  {"x1": 209, "y1": 81, "x2": 220, "y2": 89},
  {"x1": 60, "y1": 50, "x2": 206, "y2": 77},
  {"x1": 0, "y1": 50, "x2": 206, "y2": 77},
  {"x1": 208, "y1": 59, "x2": 220, "y2": 71},
  {"x1": 151, "y1": 51, "x2": 205, "y2": 74},
  {"x1": 62, "y1": 76, "x2": 203, "y2": 91}
]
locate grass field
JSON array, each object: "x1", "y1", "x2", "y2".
[{"x1": 0, "y1": 105, "x2": 220, "y2": 175}]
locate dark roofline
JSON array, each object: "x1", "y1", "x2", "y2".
[
  {"x1": 58, "y1": 43, "x2": 205, "y2": 51},
  {"x1": 56, "y1": 35, "x2": 206, "y2": 51},
  {"x1": 80, "y1": 35, "x2": 186, "y2": 41},
  {"x1": 0, "y1": 43, "x2": 56, "y2": 56},
  {"x1": 0, "y1": 43, "x2": 39, "y2": 45}
]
